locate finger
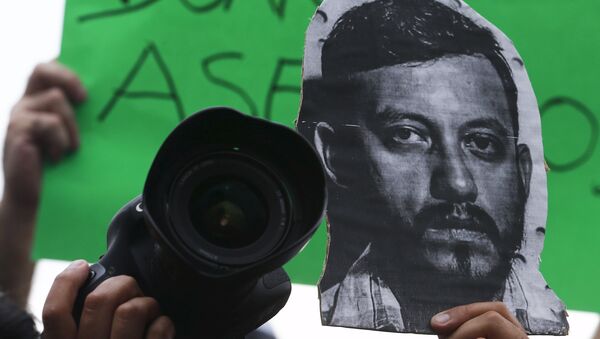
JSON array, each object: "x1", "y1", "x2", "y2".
[
  {"x1": 42, "y1": 260, "x2": 89, "y2": 339},
  {"x1": 20, "y1": 87, "x2": 80, "y2": 150},
  {"x1": 25, "y1": 112, "x2": 72, "y2": 162},
  {"x1": 77, "y1": 275, "x2": 143, "y2": 339},
  {"x1": 431, "y1": 302, "x2": 523, "y2": 335},
  {"x1": 446, "y1": 311, "x2": 528, "y2": 339},
  {"x1": 145, "y1": 316, "x2": 176, "y2": 339},
  {"x1": 26, "y1": 61, "x2": 87, "y2": 102},
  {"x1": 110, "y1": 297, "x2": 161, "y2": 339}
]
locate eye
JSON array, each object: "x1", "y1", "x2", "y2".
[
  {"x1": 389, "y1": 126, "x2": 427, "y2": 145},
  {"x1": 464, "y1": 133, "x2": 504, "y2": 159}
]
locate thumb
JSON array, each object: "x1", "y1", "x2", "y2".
[{"x1": 431, "y1": 302, "x2": 523, "y2": 335}]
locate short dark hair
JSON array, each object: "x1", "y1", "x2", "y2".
[{"x1": 301, "y1": 0, "x2": 519, "y2": 136}]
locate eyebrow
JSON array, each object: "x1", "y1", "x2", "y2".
[
  {"x1": 462, "y1": 118, "x2": 512, "y2": 138},
  {"x1": 372, "y1": 108, "x2": 436, "y2": 131}
]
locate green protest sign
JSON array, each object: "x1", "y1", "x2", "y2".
[{"x1": 36, "y1": 0, "x2": 600, "y2": 314}]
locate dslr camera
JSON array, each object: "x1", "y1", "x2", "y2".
[{"x1": 74, "y1": 107, "x2": 326, "y2": 338}]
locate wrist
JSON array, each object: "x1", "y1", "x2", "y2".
[
  {"x1": 0, "y1": 196, "x2": 36, "y2": 307},
  {"x1": 0, "y1": 196, "x2": 38, "y2": 258},
  {"x1": 0, "y1": 192, "x2": 39, "y2": 222}
]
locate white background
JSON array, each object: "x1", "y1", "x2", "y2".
[
  {"x1": 0, "y1": 0, "x2": 67, "y2": 196},
  {"x1": 1, "y1": 1, "x2": 598, "y2": 338}
]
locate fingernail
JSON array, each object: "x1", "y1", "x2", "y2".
[{"x1": 432, "y1": 312, "x2": 451, "y2": 325}]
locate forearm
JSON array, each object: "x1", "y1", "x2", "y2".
[
  {"x1": 0, "y1": 61, "x2": 86, "y2": 310},
  {"x1": 0, "y1": 197, "x2": 37, "y2": 308}
]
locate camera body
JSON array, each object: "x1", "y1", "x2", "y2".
[{"x1": 73, "y1": 108, "x2": 327, "y2": 338}]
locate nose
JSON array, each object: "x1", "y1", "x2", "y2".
[{"x1": 430, "y1": 150, "x2": 478, "y2": 203}]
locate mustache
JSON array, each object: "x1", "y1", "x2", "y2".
[{"x1": 413, "y1": 202, "x2": 501, "y2": 246}]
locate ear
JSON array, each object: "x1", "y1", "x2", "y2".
[
  {"x1": 517, "y1": 144, "x2": 532, "y2": 198},
  {"x1": 315, "y1": 122, "x2": 347, "y2": 188}
]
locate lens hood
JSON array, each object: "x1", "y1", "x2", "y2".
[{"x1": 142, "y1": 107, "x2": 327, "y2": 279}]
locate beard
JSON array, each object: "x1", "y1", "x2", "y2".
[
  {"x1": 413, "y1": 202, "x2": 522, "y2": 280},
  {"x1": 371, "y1": 201, "x2": 525, "y2": 309}
]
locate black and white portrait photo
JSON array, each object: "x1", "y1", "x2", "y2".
[{"x1": 297, "y1": 0, "x2": 568, "y2": 334}]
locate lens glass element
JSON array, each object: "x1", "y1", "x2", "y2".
[{"x1": 188, "y1": 178, "x2": 268, "y2": 249}]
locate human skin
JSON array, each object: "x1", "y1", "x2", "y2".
[
  {"x1": 431, "y1": 302, "x2": 528, "y2": 339},
  {"x1": 0, "y1": 61, "x2": 86, "y2": 307},
  {"x1": 42, "y1": 260, "x2": 175, "y2": 339}
]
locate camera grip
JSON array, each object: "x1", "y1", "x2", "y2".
[{"x1": 72, "y1": 263, "x2": 112, "y2": 325}]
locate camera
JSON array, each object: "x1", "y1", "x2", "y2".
[{"x1": 73, "y1": 107, "x2": 327, "y2": 338}]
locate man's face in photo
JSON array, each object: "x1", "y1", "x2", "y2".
[
  {"x1": 307, "y1": 0, "x2": 567, "y2": 334},
  {"x1": 334, "y1": 54, "x2": 530, "y2": 282}
]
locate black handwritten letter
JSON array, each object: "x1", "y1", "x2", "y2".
[
  {"x1": 264, "y1": 58, "x2": 302, "y2": 121},
  {"x1": 98, "y1": 43, "x2": 185, "y2": 122},
  {"x1": 223, "y1": 0, "x2": 319, "y2": 18},
  {"x1": 268, "y1": 0, "x2": 286, "y2": 18},
  {"x1": 180, "y1": 0, "x2": 232, "y2": 13},
  {"x1": 201, "y1": 52, "x2": 258, "y2": 117},
  {"x1": 540, "y1": 96, "x2": 598, "y2": 172},
  {"x1": 79, "y1": 0, "x2": 161, "y2": 23},
  {"x1": 592, "y1": 184, "x2": 600, "y2": 197}
]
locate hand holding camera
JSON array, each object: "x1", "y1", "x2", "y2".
[
  {"x1": 42, "y1": 260, "x2": 175, "y2": 339},
  {"x1": 71, "y1": 107, "x2": 327, "y2": 338}
]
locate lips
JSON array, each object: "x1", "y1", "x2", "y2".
[
  {"x1": 413, "y1": 202, "x2": 501, "y2": 247},
  {"x1": 422, "y1": 228, "x2": 492, "y2": 244}
]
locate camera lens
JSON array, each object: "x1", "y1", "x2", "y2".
[
  {"x1": 188, "y1": 178, "x2": 268, "y2": 249},
  {"x1": 167, "y1": 151, "x2": 291, "y2": 265}
]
